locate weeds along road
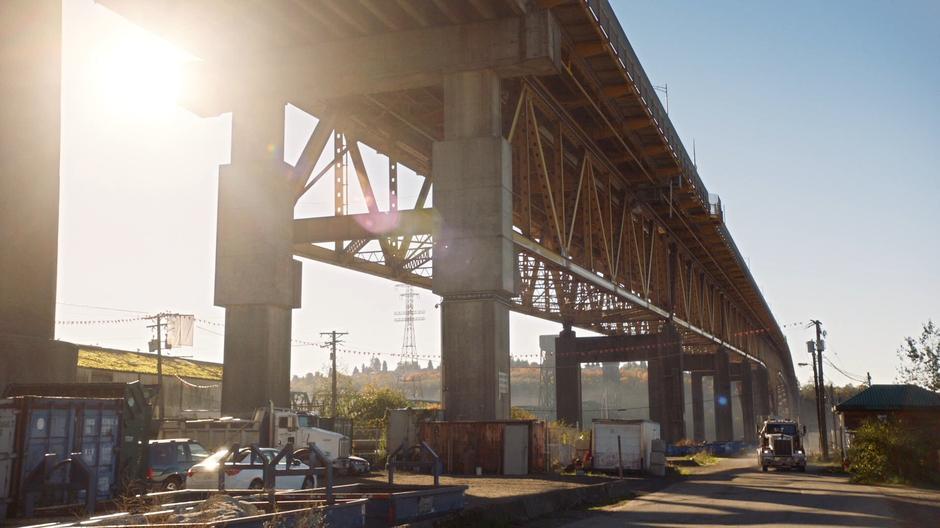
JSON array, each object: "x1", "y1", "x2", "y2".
[{"x1": 528, "y1": 457, "x2": 940, "y2": 528}]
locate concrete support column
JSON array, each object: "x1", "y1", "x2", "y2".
[
  {"x1": 555, "y1": 325, "x2": 580, "y2": 427},
  {"x1": 433, "y1": 70, "x2": 514, "y2": 420},
  {"x1": 0, "y1": 2, "x2": 79, "y2": 392},
  {"x1": 754, "y1": 365, "x2": 770, "y2": 418},
  {"x1": 691, "y1": 372, "x2": 706, "y2": 442},
  {"x1": 648, "y1": 327, "x2": 685, "y2": 443},
  {"x1": 0, "y1": 1, "x2": 61, "y2": 340},
  {"x1": 713, "y1": 348, "x2": 734, "y2": 441},
  {"x1": 216, "y1": 99, "x2": 300, "y2": 416},
  {"x1": 741, "y1": 363, "x2": 756, "y2": 439}
]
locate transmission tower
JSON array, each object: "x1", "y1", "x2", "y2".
[{"x1": 394, "y1": 284, "x2": 424, "y2": 368}]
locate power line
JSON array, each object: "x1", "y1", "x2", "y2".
[
  {"x1": 823, "y1": 358, "x2": 867, "y2": 384},
  {"x1": 823, "y1": 357, "x2": 865, "y2": 380},
  {"x1": 56, "y1": 301, "x2": 148, "y2": 314}
]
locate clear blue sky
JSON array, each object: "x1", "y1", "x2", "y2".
[
  {"x1": 55, "y1": 0, "x2": 939, "y2": 387},
  {"x1": 612, "y1": 0, "x2": 940, "y2": 386}
]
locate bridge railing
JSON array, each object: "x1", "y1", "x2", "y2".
[
  {"x1": 584, "y1": 0, "x2": 709, "y2": 208},
  {"x1": 584, "y1": 0, "x2": 789, "y2": 354}
]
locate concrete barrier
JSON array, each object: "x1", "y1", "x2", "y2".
[{"x1": 412, "y1": 479, "x2": 641, "y2": 527}]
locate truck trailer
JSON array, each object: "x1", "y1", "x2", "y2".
[{"x1": 159, "y1": 406, "x2": 351, "y2": 461}]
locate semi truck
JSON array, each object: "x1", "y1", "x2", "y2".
[
  {"x1": 757, "y1": 418, "x2": 807, "y2": 472},
  {"x1": 159, "y1": 406, "x2": 351, "y2": 462}
]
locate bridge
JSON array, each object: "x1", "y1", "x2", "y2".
[{"x1": 1, "y1": 0, "x2": 797, "y2": 443}]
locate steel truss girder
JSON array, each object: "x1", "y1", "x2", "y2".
[{"x1": 290, "y1": 96, "x2": 770, "y2": 368}]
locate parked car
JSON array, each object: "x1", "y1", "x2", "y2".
[
  {"x1": 333, "y1": 455, "x2": 371, "y2": 476},
  {"x1": 186, "y1": 447, "x2": 317, "y2": 490},
  {"x1": 147, "y1": 438, "x2": 211, "y2": 490}
]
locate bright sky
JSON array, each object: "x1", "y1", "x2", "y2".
[{"x1": 56, "y1": 1, "x2": 939, "y2": 386}]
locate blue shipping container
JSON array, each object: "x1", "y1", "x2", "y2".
[{"x1": 1, "y1": 396, "x2": 124, "y2": 517}]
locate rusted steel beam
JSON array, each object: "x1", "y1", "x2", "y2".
[{"x1": 293, "y1": 208, "x2": 435, "y2": 244}]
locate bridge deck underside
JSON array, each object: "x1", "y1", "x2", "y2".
[{"x1": 101, "y1": 0, "x2": 796, "y2": 394}]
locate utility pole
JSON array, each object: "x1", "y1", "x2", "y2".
[
  {"x1": 866, "y1": 372, "x2": 872, "y2": 387},
  {"x1": 809, "y1": 320, "x2": 829, "y2": 459},
  {"x1": 806, "y1": 339, "x2": 822, "y2": 456},
  {"x1": 829, "y1": 383, "x2": 843, "y2": 464},
  {"x1": 321, "y1": 331, "x2": 347, "y2": 418},
  {"x1": 147, "y1": 313, "x2": 167, "y2": 420}
]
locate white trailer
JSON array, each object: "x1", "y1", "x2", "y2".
[{"x1": 591, "y1": 419, "x2": 660, "y2": 471}]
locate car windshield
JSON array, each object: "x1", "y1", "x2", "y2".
[
  {"x1": 189, "y1": 443, "x2": 211, "y2": 462},
  {"x1": 235, "y1": 449, "x2": 275, "y2": 464},
  {"x1": 766, "y1": 423, "x2": 798, "y2": 435}
]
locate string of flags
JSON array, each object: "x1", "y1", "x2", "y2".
[{"x1": 174, "y1": 374, "x2": 220, "y2": 390}]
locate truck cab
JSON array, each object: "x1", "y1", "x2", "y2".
[
  {"x1": 758, "y1": 419, "x2": 807, "y2": 472},
  {"x1": 266, "y1": 409, "x2": 351, "y2": 461}
]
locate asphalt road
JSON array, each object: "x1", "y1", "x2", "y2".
[{"x1": 533, "y1": 458, "x2": 940, "y2": 527}]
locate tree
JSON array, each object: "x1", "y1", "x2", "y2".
[
  {"x1": 382, "y1": 360, "x2": 388, "y2": 372},
  {"x1": 426, "y1": 360, "x2": 434, "y2": 370},
  {"x1": 896, "y1": 320, "x2": 940, "y2": 391},
  {"x1": 343, "y1": 385, "x2": 410, "y2": 423}
]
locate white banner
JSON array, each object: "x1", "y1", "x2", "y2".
[{"x1": 166, "y1": 314, "x2": 195, "y2": 347}]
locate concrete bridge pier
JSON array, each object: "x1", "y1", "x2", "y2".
[
  {"x1": 0, "y1": 1, "x2": 79, "y2": 392},
  {"x1": 434, "y1": 70, "x2": 514, "y2": 421},
  {"x1": 754, "y1": 365, "x2": 771, "y2": 418},
  {"x1": 713, "y1": 348, "x2": 735, "y2": 441},
  {"x1": 647, "y1": 327, "x2": 685, "y2": 443},
  {"x1": 741, "y1": 362, "x2": 757, "y2": 438},
  {"x1": 691, "y1": 372, "x2": 706, "y2": 442},
  {"x1": 555, "y1": 325, "x2": 580, "y2": 427},
  {"x1": 216, "y1": 100, "x2": 300, "y2": 416}
]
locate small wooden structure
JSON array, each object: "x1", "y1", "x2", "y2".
[{"x1": 418, "y1": 420, "x2": 545, "y2": 475}]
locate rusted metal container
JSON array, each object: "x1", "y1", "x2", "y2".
[{"x1": 418, "y1": 421, "x2": 545, "y2": 475}]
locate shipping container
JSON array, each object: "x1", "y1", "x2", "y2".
[
  {"x1": 591, "y1": 419, "x2": 660, "y2": 471},
  {"x1": 3, "y1": 381, "x2": 155, "y2": 485},
  {"x1": 0, "y1": 396, "x2": 125, "y2": 519},
  {"x1": 0, "y1": 404, "x2": 15, "y2": 519},
  {"x1": 418, "y1": 421, "x2": 545, "y2": 475}
]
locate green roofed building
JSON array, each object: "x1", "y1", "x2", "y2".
[
  {"x1": 76, "y1": 345, "x2": 222, "y2": 418},
  {"x1": 835, "y1": 384, "x2": 940, "y2": 444}
]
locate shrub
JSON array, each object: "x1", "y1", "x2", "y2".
[{"x1": 848, "y1": 418, "x2": 939, "y2": 484}]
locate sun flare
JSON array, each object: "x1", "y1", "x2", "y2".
[{"x1": 92, "y1": 21, "x2": 189, "y2": 117}]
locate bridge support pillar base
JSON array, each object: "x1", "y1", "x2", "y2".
[
  {"x1": 220, "y1": 305, "x2": 292, "y2": 417},
  {"x1": 555, "y1": 326, "x2": 581, "y2": 427},
  {"x1": 741, "y1": 362, "x2": 756, "y2": 438},
  {"x1": 648, "y1": 326, "x2": 685, "y2": 443},
  {"x1": 691, "y1": 372, "x2": 706, "y2": 442},
  {"x1": 439, "y1": 297, "x2": 511, "y2": 420},
  {"x1": 714, "y1": 348, "x2": 735, "y2": 442}
]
